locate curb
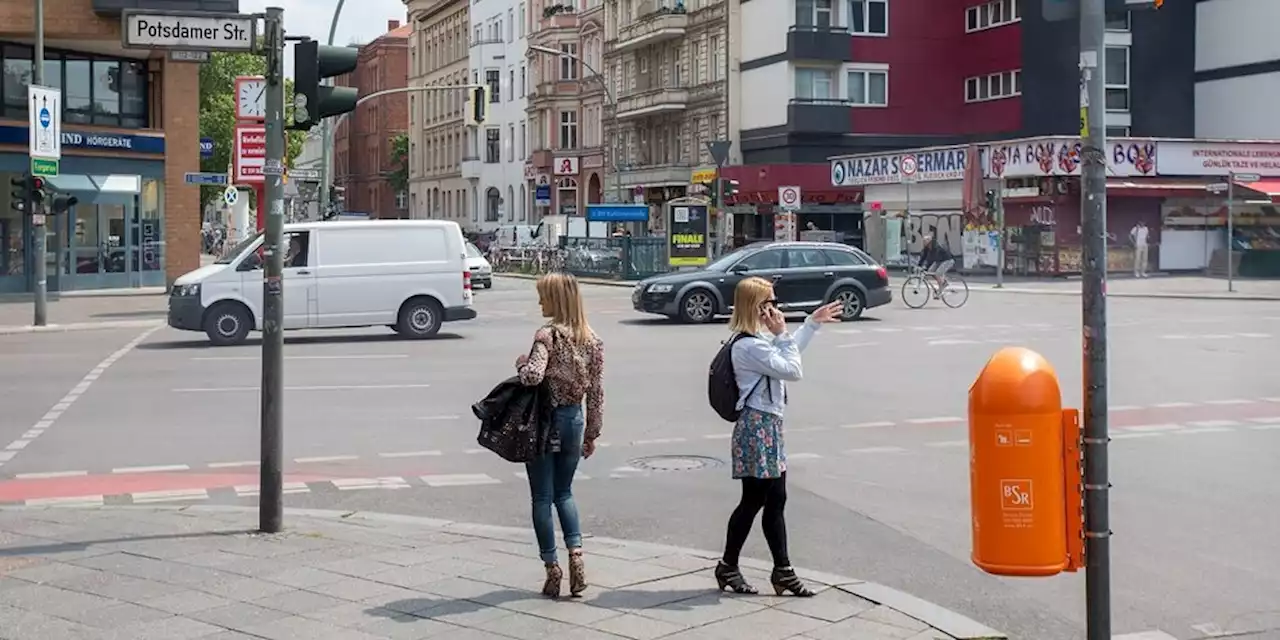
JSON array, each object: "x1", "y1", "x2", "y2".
[
  {"x1": 968, "y1": 286, "x2": 1280, "y2": 301},
  {"x1": 0, "y1": 319, "x2": 164, "y2": 335},
  {"x1": 495, "y1": 273, "x2": 636, "y2": 288},
  {"x1": 2, "y1": 504, "x2": 1006, "y2": 639}
]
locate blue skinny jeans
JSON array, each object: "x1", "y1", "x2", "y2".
[{"x1": 526, "y1": 404, "x2": 584, "y2": 564}]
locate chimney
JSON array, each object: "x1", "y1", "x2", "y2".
[{"x1": 387, "y1": 19, "x2": 400, "y2": 31}]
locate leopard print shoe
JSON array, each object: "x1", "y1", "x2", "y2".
[
  {"x1": 568, "y1": 550, "x2": 587, "y2": 596},
  {"x1": 541, "y1": 563, "x2": 563, "y2": 598}
]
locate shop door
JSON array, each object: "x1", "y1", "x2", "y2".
[
  {"x1": 67, "y1": 199, "x2": 139, "y2": 290},
  {"x1": 0, "y1": 216, "x2": 27, "y2": 294}
]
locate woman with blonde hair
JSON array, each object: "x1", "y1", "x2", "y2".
[
  {"x1": 515, "y1": 272, "x2": 605, "y2": 598},
  {"x1": 715, "y1": 276, "x2": 842, "y2": 597}
]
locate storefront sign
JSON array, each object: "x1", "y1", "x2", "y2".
[
  {"x1": 1155, "y1": 141, "x2": 1280, "y2": 177},
  {"x1": 831, "y1": 147, "x2": 968, "y2": 187},
  {"x1": 668, "y1": 204, "x2": 709, "y2": 267},
  {"x1": 553, "y1": 157, "x2": 579, "y2": 176},
  {"x1": 587, "y1": 204, "x2": 648, "y2": 222},
  {"x1": 981, "y1": 137, "x2": 1155, "y2": 178},
  {"x1": 690, "y1": 167, "x2": 717, "y2": 184},
  {"x1": 233, "y1": 124, "x2": 265, "y2": 184},
  {"x1": 0, "y1": 124, "x2": 165, "y2": 155}
]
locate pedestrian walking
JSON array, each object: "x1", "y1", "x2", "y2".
[
  {"x1": 1130, "y1": 220, "x2": 1150, "y2": 278},
  {"x1": 713, "y1": 276, "x2": 843, "y2": 597},
  {"x1": 514, "y1": 272, "x2": 605, "y2": 598}
]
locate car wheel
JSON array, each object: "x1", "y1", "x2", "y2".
[
  {"x1": 831, "y1": 287, "x2": 866, "y2": 321},
  {"x1": 396, "y1": 297, "x2": 444, "y2": 338},
  {"x1": 203, "y1": 302, "x2": 252, "y2": 346},
  {"x1": 678, "y1": 289, "x2": 716, "y2": 324}
]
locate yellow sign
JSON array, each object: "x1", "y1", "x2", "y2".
[
  {"x1": 690, "y1": 167, "x2": 717, "y2": 184},
  {"x1": 669, "y1": 256, "x2": 709, "y2": 266},
  {"x1": 1079, "y1": 107, "x2": 1088, "y2": 137}
]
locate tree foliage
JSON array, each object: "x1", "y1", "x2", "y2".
[
  {"x1": 198, "y1": 52, "x2": 305, "y2": 208},
  {"x1": 388, "y1": 133, "x2": 409, "y2": 195}
]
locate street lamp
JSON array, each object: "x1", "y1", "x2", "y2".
[{"x1": 528, "y1": 44, "x2": 621, "y2": 204}]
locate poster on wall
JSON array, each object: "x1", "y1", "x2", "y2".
[{"x1": 668, "y1": 204, "x2": 709, "y2": 267}]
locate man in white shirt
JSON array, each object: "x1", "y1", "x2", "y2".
[{"x1": 1130, "y1": 220, "x2": 1150, "y2": 278}]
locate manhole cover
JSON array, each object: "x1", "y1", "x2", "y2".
[{"x1": 629, "y1": 455, "x2": 724, "y2": 472}]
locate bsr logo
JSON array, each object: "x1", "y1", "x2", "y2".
[{"x1": 905, "y1": 214, "x2": 963, "y2": 255}]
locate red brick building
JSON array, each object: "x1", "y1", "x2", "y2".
[{"x1": 334, "y1": 20, "x2": 411, "y2": 218}]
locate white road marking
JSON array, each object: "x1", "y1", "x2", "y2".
[
  {"x1": 25, "y1": 495, "x2": 104, "y2": 507},
  {"x1": 1236, "y1": 332, "x2": 1271, "y2": 338},
  {"x1": 1113, "y1": 632, "x2": 1180, "y2": 640},
  {"x1": 928, "y1": 339, "x2": 981, "y2": 346},
  {"x1": 870, "y1": 327, "x2": 902, "y2": 333},
  {"x1": 842, "y1": 421, "x2": 895, "y2": 429},
  {"x1": 132, "y1": 489, "x2": 209, "y2": 503},
  {"x1": 1177, "y1": 427, "x2": 1235, "y2": 435},
  {"x1": 788, "y1": 426, "x2": 829, "y2": 433},
  {"x1": 837, "y1": 341, "x2": 880, "y2": 349},
  {"x1": 0, "y1": 325, "x2": 160, "y2": 470},
  {"x1": 633, "y1": 437, "x2": 687, "y2": 445},
  {"x1": 420, "y1": 473, "x2": 501, "y2": 487},
  {"x1": 788, "y1": 453, "x2": 822, "y2": 460},
  {"x1": 172, "y1": 384, "x2": 432, "y2": 392},
  {"x1": 20, "y1": 430, "x2": 42, "y2": 439},
  {"x1": 1203, "y1": 399, "x2": 1253, "y2": 405},
  {"x1": 1159, "y1": 335, "x2": 1189, "y2": 340},
  {"x1": 1109, "y1": 405, "x2": 1141, "y2": 411},
  {"x1": 1250, "y1": 424, "x2": 1280, "y2": 431},
  {"x1": 906, "y1": 416, "x2": 963, "y2": 425},
  {"x1": 331, "y1": 477, "x2": 410, "y2": 490},
  {"x1": 1250, "y1": 417, "x2": 1280, "y2": 423},
  {"x1": 988, "y1": 324, "x2": 1013, "y2": 329},
  {"x1": 15, "y1": 470, "x2": 88, "y2": 479},
  {"x1": 293, "y1": 455, "x2": 359, "y2": 464},
  {"x1": 925, "y1": 440, "x2": 968, "y2": 448},
  {"x1": 463, "y1": 448, "x2": 487, "y2": 455},
  {"x1": 845, "y1": 446, "x2": 908, "y2": 454},
  {"x1": 1153, "y1": 402, "x2": 1195, "y2": 408},
  {"x1": 1264, "y1": 397, "x2": 1280, "y2": 403},
  {"x1": 419, "y1": 415, "x2": 462, "y2": 421},
  {"x1": 1125, "y1": 424, "x2": 1183, "y2": 433},
  {"x1": 832, "y1": 328, "x2": 862, "y2": 334},
  {"x1": 1186, "y1": 420, "x2": 1240, "y2": 428},
  {"x1": 609, "y1": 466, "x2": 647, "y2": 478},
  {"x1": 5, "y1": 440, "x2": 29, "y2": 451},
  {"x1": 234, "y1": 482, "x2": 309, "y2": 496},
  {"x1": 0, "y1": 452, "x2": 14, "y2": 463},
  {"x1": 909, "y1": 326, "x2": 943, "y2": 331},
  {"x1": 192, "y1": 354, "x2": 410, "y2": 361},
  {"x1": 702, "y1": 433, "x2": 732, "y2": 440},
  {"x1": 112, "y1": 464, "x2": 190, "y2": 474},
  {"x1": 207, "y1": 460, "x2": 258, "y2": 469},
  {"x1": 378, "y1": 450, "x2": 443, "y2": 458}
]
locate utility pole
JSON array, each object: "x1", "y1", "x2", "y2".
[
  {"x1": 1079, "y1": 0, "x2": 1112, "y2": 637},
  {"x1": 259, "y1": 6, "x2": 287, "y2": 534},
  {"x1": 318, "y1": 0, "x2": 346, "y2": 218},
  {"x1": 31, "y1": 0, "x2": 47, "y2": 326}
]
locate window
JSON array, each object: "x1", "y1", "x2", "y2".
[
  {"x1": 785, "y1": 248, "x2": 827, "y2": 268},
  {"x1": 519, "y1": 121, "x2": 526, "y2": 158},
  {"x1": 395, "y1": 191, "x2": 408, "y2": 210},
  {"x1": 795, "y1": 0, "x2": 834, "y2": 28},
  {"x1": 507, "y1": 9, "x2": 514, "y2": 41},
  {"x1": 1, "y1": 45, "x2": 150, "y2": 127},
  {"x1": 794, "y1": 67, "x2": 835, "y2": 100},
  {"x1": 1105, "y1": 126, "x2": 1130, "y2": 137},
  {"x1": 847, "y1": 69, "x2": 888, "y2": 105},
  {"x1": 823, "y1": 249, "x2": 868, "y2": 266},
  {"x1": 508, "y1": 123, "x2": 515, "y2": 161},
  {"x1": 710, "y1": 35, "x2": 722, "y2": 80},
  {"x1": 509, "y1": 69, "x2": 515, "y2": 102},
  {"x1": 485, "y1": 127, "x2": 501, "y2": 163},
  {"x1": 520, "y1": 65, "x2": 526, "y2": 96},
  {"x1": 485, "y1": 69, "x2": 500, "y2": 102},
  {"x1": 1105, "y1": 46, "x2": 1129, "y2": 111},
  {"x1": 735, "y1": 250, "x2": 783, "y2": 271},
  {"x1": 518, "y1": 2, "x2": 526, "y2": 37},
  {"x1": 1105, "y1": 10, "x2": 1130, "y2": 31},
  {"x1": 559, "y1": 110, "x2": 578, "y2": 149},
  {"x1": 849, "y1": 0, "x2": 887, "y2": 35},
  {"x1": 964, "y1": 69, "x2": 1021, "y2": 103},
  {"x1": 559, "y1": 43, "x2": 578, "y2": 80},
  {"x1": 965, "y1": 0, "x2": 1019, "y2": 33}
]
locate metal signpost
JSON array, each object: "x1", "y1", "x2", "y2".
[
  {"x1": 27, "y1": 82, "x2": 60, "y2": 326},
  {"x1": 1208, "y1": 172, "x2": 1260, "y2": 293}
]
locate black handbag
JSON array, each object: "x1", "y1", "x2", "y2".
[{"x1": 472, "y1": 335, "x2": 560, "y2": 463}]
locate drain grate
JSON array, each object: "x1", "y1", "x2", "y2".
[{"x1": 628, "y1": 455, "x2": 724, "y2": 472}]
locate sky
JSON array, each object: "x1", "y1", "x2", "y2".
[{"x1": 239, "y1": 0, "x2": 409, "y2": 78}]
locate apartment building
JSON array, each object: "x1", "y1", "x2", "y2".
[
  {"x1": 602, "y1": 0, "x2": 731, "y2": 206},
  {"x1": 334, "y1": 20, "x2": 411, "y2": 219},
  {"x1": 405, "y1": 0, "x2": 471, "y2": 223},
  {"x1": 524, "y1": 0, "x2": 609, "y2": 220},
  {"x1": 1194, "y1": 0, "x2": 1279, "y2": 139},
  {"x1": 464, "y1": 0, "x2": 530, "y2": 231}
]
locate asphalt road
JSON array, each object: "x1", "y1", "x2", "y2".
[{"x1": 1, "y1": 278, "x2": 1279, "y2": 639}]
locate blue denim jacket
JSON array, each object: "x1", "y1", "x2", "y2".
[{"x1": 731, "y1": 319, "x2": 820, "y2": 417}]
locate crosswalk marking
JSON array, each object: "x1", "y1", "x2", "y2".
[
  {"x1": 1126, "y1": 424, "x2": 1182, "y2": 433},
  {"x1": 132, "y1": 489, "x2": 208, "y2": 503},
  {"x1": 420, "y1": 473, "x2": 501, "y2": 487},
  {"x1": 1185, "y1": 420, "x2": 1239, "y2": 428},
  {"x1": 234, "y1": 482, "x2": 309, "y2": 497},
  {"x1": 332, "y1": 477, "x2": 410, "y2": 491}
]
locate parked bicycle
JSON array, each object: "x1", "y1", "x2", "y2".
[{"x1": 901, "y1": 265, "x2": 969, "y2": 309}]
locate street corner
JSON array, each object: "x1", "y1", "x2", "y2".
[{"x1": 0, "y1": 505, "x2": 1006, "y2": 640}]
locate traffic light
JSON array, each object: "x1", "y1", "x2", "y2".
[
  {"x1": 984, "y1": 189, "x2": 998, "y2": 210},
  {"x1": 465, "y1": 86, "x2": 490, "y2": 126},
  {"x1": 9, "y1": 174, "x2": 27, "y2": 214},
  {"x1": 29, "y1": 176, "x2": 44, "y2": 207},
  {"x1": 50, "y1": 195, "x2": 78, "y2": 215},
  {"x1": 289, "y1": 40, "x2": 360, "y2": 131}
]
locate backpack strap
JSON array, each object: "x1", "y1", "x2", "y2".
[{"x1": 731, "y1": 332, "x2": 772, "y2": 407}]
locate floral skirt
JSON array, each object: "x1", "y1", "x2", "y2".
[{"x1": 730, "y1": 407, "x2": 785, "y2": 479}]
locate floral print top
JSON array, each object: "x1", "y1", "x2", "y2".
[{"x1": 517, "y1": 324, "x2": 605, "y2": 441}]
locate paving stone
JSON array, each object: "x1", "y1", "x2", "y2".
[
  {"x1": 858, "y1": 605, "x2": 931, "y2": 633},
  {"x1": 668, "y1": 607, "x2": 830, "y2": 640},
  {"x1": 5, "y1": 610, "x2": 102, "y2": 640},
  {"x1": 58, "y1": 601, "x2": 173, "y2": 628},
  {"x1": 54, "y1": 573, "x2": 178, "y2": 603},
  {"x1": 308, "y1": 576, "x2": 411, "y2": 602},
  {"x1": 772, "y1": 587, "x2": 878, "y2": 622},
  {"x1": 366, "y1": 564, "x2": 450, "y2": 589},
  {"x1": 409, "y1": 597, "x2": 517, "y2": 627},
  {"x1": 257, "y1": 588, "x2": 352, "y2": 615},
  {"x1": 4, "y1": 560, "x2": 103, "y2": 584},
  {"x1": 472, "y1": 610, "x2": 583, "y2": 639},
  {"x1": 350, "y1": 611, "x2": 460, "y2": 639},
  {"x1": 187, "y1": 602, "x2": 292, "y2": 630},
  {"x1": 592, "y1": 613, "x2": 690, "y2": 640},
  {"x1": 259, "y1": 566, "x2": 349, "y2": 589},
  {"x1": 298, "y1": 601, "x2": 392, "y2": 627},
  {"x1": 804, "y1": 616, "x2": 923, "y2": 640},
  {"x1": 240, "y1": 614, "x2": 388, "y2": 640},
  {"x1": 145, "y1": 590, "x2": 235, "y2": 615},
  {"x1": 634, "y1": 591, "x2": 767, "y2": 627},
  {"x1": 570, "y1": 556, "x2": 688, "y2": 589},
  {"x1": 314, "y1": 556, "x2": 403, "y2": 578},
  {"x1": 905, "y1": 631, "x2": 955, "y2": 640},
  {"x1": 415, "y1": 576, "x2": 510, "y2": 600},
  {"x1": 0, "y1": 582, "x2": 119, "y2": 617},
  {"x1": 95, "y1": 614, "x2": 227, "y2": 640},
  {"x1": 197, "y1": 576, "x2": 296, "y2": 601},
  {"x1": 197, "y1": 632, "x2": 265, "y2": 640},
  {"x1": 497, "y1": 596, "x2": 621, "y2": 626}
]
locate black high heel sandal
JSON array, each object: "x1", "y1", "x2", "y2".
[
  {"x1": 715, "y1": 561, "x2": 758, "y2": 595},
  {"x1": 770, "y1": 567, "x2": 815, "y2": 597}
]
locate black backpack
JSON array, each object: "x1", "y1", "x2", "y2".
[{"x1": 708, "y1": 333, "x2": 767, "y2": 422}]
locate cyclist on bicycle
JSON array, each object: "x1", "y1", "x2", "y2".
[{"x1": 919, "y1": 235, "x2": 955, "y2": 295}]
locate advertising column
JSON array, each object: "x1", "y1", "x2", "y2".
[{"x1": 667, "y1": 198, "x2": 709, "y2": 267}]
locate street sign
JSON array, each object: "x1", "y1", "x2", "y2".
[
  {"x1": 778, "y1": 185, "x2": 801, "y2": 212},
  {"x1": 1233, "y1": 173, "x2": 1262, "y2": 183},
  {"x1": 185, "y1": 172, "x2": 229, "y2": 185},
  {"x1": 200, "y1": 137, "x2": 214, "y2": 158},
  {"x1": 232, "y1": 123, "x2": 266, "y2": 184},
  {"x1": 288, "y1": 168, "x2": 320, "y2": 181},
  {"x1": 122, "y1": 11, "x2": 257, "y2": 52},
  {"x1": 900, "y1": 154, "x2": 919, "y2": 183},
  {"x1": 28, "y1": 85, "x2": 61, "y2": 162},
  {"x1": 223, "y1": 186, "x2": 239, "y2": 206},
  {"x1": 1206, "y1": 183, "x2": 1230, "y2": 193},
  {"x1": 30, "y1": 158, "x2": 58, "y2": 177},
  {"x1": 169, "y1": 50, "x2": 210, "y2": 63}
]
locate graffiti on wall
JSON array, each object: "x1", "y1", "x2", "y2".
[{"x1": 904, "y1": 213, "x2": 964, "y2": 255}]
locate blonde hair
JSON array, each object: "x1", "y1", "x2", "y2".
[
  {"x1": 536, "y1": 272, "x2": 593, "y2": 344},
  {"x1": 728, "y1": 276, "x2": 774, "y2": 335}
]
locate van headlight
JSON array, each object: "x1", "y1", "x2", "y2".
[
  {"x1": 647, "y1": 283, "x2": 673, "y2": 294},
  {"x1": 173, "y1": 283, "x2": 200, "y2": 297}
]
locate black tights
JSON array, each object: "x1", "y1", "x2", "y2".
[{"x1": 722, "y1": 473, "x2": 790, "y2": 568}]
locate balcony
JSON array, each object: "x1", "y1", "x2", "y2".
[
  {"x1": 615, "y1": 87, "x2": 689, "y2": 120},
  {"x1": 786, "y1": 27, "x2": 854, "y2": 63},
  {"x1": 786, "y1": 99, "x2": 851, "y2": 135},
  {"x1": 613, "y1": 9, "x2": 689, "y2": 53},
  {"x1": 615, "y1": 163, "x2": 694, "y2": 188},
  {"x1": 461, "y1": 156, "x2": 482, "y2": 180}
]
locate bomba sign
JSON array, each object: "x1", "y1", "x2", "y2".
[{"x1": 831, "y1": 147, "x2": 968, "y2": 187}]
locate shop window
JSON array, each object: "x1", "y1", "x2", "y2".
[{"x1": 0, "y1": 43, "x2": 149, "y2": 128}]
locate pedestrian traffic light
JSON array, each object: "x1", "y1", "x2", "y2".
[
  {"x1": 726, "y1": 179, "x2": 740, "y2": 196},
  {"x1": 465, "y1": 86, "x2": 490, "y2": 126},
  {"x1": 29, "y1": 176, "x2": 44, "y2": 207},
  {"x1": 50, "y1": 195, "x2": 78, "y2": 215},
  {"x1": 289, "y1": 40, "x2": 359, "y2": 132},
  {"x1": 984, "y1": 189, "x2": 997, "y2": 210}
]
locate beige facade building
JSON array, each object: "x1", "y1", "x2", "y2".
[
  {"x1": 405, "y1": 0, "x2": 471, "y2": 223},
  {"x1": 602, "y1": 0, "x2": 735, "y2": 209}
]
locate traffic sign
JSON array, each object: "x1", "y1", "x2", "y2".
[
  {"x1": 232, "y1": 123, "x2": 266, "y2": 184},
  {"x1": 289, "y1": 168, "x2": 321, "y2": 181},
  {"x1": 1233, "y1": 173, "x2": 1262, "y2": 183},
  {"x1": 30, "y1": 158, "x2": 58, "y2": 177},
  {"x1": 185, "y1": 172, "x2": 229, "y2": 185},
  {"x1": 223, "y1": 186, "x2": 239, "y2": 206},
  {"x1": 778, "y1": 185, "x2": 801, "y2": 212},
  {"x1": 900, "y1": 154, "x2": 919, "y2": 183},
  {"x1": 122, "y1": 11, "x2": 257, "y2": 52},
  {"x1": 28, "y1": 85, "x2": 61, "y2": 162}
]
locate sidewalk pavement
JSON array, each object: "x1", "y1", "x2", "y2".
[
  {"x1": 0, "y1": 295, "x2": 166, "y2": 335},
  {"x1": 0, "y1": 506, "x2": 1006, "y2": 640}
]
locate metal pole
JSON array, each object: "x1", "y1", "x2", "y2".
[
  {"x1": 995, "y1": 185, "x2": 1005, "y2": 288},
  {"x1": 259, "y1": 6, "x2": 287, "y2": 534},
  {"x1": 1080, "y1": 0, "x2": 1111, "y2": 637},
  {"x1": 318, "y1": 0, "x2": 346, "y2": 218},
  {"x1": 1227, "y1": 173, "x2": 1235, "y2": 293},
  {"x1": 31, "y1": 0, "x2": 47, "y2": 326}
]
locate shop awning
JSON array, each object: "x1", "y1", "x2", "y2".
[
  {"x1": 1239, "y1": 179, "x2": 1280, "y2": 203},
  {"x1": 1106, "y1": 177, "x2": 1273, "y2": 200},
  {"x1": 43, "y1": 174, "x2": 141, "y2": 206}
]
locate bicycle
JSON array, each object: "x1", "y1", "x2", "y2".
[{"x1": 901, "y1": 264, "x2": 969, "y2": 309}]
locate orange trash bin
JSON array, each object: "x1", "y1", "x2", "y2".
[{"x1": 969, "y1": 347, "x2": 1069, "y2": 577}]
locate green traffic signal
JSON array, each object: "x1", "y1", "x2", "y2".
[{"x1": 289, "y1": 40, "x2": 360, "y2": 131}]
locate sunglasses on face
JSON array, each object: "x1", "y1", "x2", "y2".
[{"x1": 760, "y1": 299, "x2": 779, "y2": 309}]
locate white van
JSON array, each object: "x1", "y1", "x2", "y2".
[{"x1": 168, "y1": 220, "x2": 476, "y2": 346}]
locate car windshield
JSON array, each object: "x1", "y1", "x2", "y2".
[
  {"x1": 465, "y1": 242, "x2": 482, "y2": 259},
  {"x1": 704, "y1": 246, "x2": 755, "y2": 271},
  {"x1": 214, "y1": 232, "x2": 263, "y2": 264}
]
